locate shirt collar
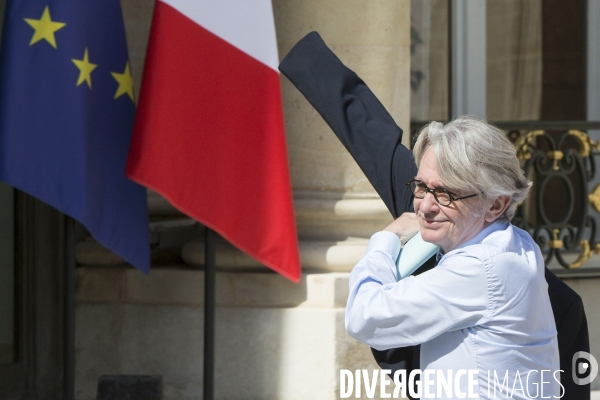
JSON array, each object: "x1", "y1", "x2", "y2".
[{"x1": 436, "y1": 219, "x2": 509, "y2": 259}]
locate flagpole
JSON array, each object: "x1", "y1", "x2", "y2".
[
  {"x1": 64, "y1": 215, "x2": 76, "y2": 400},
  {"x1": 204, "y1": 227, "x2": 216, "y2": 400}
]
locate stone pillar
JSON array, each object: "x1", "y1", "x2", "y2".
[{"x1": 276, "y1": 0, "x2": 411, "y2": 267}]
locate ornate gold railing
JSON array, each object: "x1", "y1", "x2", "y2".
[{"x1": 411, "y1": 121, "x2": 600, "y2": 272}]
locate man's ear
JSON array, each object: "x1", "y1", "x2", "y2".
[{"x1": 484, "y1": 195, "x2": 511, "y2": 223}]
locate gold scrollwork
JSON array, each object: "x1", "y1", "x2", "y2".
[
  {"x1": 567, "y1": 129, "x2": 599, "y2": 157},
  {"x1": 548, "y1": 229, "x2": 563, "y2": 249},
  {"x1": 514, "y1": 129, "x2": 600, "y2": 161},
  {"x1": 589, "y1": 184, "x2": 600, "y2": 213},
  {"x1": 567, "y1": 131, "x2": 600, "y2": 269},
  {"x1": 569, "y1": 240, "x2": 592, "y2": 269},
  {"x1": 514, "y1": 130, "x2": 545, "y2": 161},
  {"x1": 512, "y1": 128, "x2": 600, "y2": 269},
  {"x1": 546, "y1": 151, "x2": 563, "y2": 171}
]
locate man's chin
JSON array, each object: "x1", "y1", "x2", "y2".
[{"x1": 420, "y1": 229, "x2": 441, "y2": 246}]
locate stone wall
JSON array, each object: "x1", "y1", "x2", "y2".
[{"x1": 76, "y1": 269, "x2": 381, "y2": 400}]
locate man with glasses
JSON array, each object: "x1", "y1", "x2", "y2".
[
  {"x1": 279, "y1": 31, "x2": 589, "y2": 399},
  {"x1": 345, "y1": 117, "x2": 560, "y2": 398}
]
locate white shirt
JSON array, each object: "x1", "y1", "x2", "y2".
[{"x1": 346, "y1": 221, "x2": 560, "y2": 399}]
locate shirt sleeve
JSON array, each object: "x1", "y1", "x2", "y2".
[{"x1": 345, "y1": 232, "x2": 490, "y2": 350}]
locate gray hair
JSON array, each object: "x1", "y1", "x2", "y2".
[{"x1": 412, "y1": 116, "x2": 531, "y2": 221}]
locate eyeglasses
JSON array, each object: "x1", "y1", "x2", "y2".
[{"x1": 406, "y1": 179, "x2": 480, "y2": 206}]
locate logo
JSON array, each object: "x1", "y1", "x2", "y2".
[{"x1": 572, "y1": 351, "x2": 598, "y2": 385}]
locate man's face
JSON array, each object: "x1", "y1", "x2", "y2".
[{"x1": 414, "y1": 147, "x2": 487, "y2": 253}]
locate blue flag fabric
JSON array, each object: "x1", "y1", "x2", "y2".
[{"x1": 0, "y1": 0, "x2": 150, "y2": 273}]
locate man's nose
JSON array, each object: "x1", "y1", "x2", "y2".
[{"x1": 419, "y1": 191, "x2": 440, "y2": 212}]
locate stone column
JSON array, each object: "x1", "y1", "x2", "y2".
[{"x1": 275, "y1": 0, "x2": 410, "y2": 271}]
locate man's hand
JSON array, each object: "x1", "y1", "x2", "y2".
[{"x1": 383, "y1": 212, "x2": 420, "y2": 245}]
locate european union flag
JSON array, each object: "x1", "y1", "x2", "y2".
[{"x1": 0, "y1": 0, "x2": 150, "y2": 272}]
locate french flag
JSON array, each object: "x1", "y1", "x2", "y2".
[{"x1": 127, "y1": 0, "x2": 301, "y2": 282}]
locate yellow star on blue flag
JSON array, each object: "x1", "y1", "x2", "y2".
[
  {"x1": 111, "y1": 62, "x2": 134, "y2": 101},
  {"x1": 0, "y1": 0, "x2": 150, "y2": 273},
  {"x1": 72, "y1": 48, "x2": 97, "y2": 88},
  {"x1": 24, "y1": 5, "x2": 66, "y2": 48}
]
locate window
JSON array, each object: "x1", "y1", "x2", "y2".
[{"x1": 410, "y1": 0, "x2": 600, "y2": 274}]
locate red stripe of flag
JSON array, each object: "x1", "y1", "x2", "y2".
[{"x1": 127, "y1": 1, "x2": 301, "y2": 282}]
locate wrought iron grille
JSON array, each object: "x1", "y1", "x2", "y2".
[{"x1": 411, "y1": 121, "x2": 600, "y2": 274}]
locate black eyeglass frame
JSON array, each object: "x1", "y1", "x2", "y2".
[{"x1": 406, "y1": 179, "x2": 480, "y2": 206}]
